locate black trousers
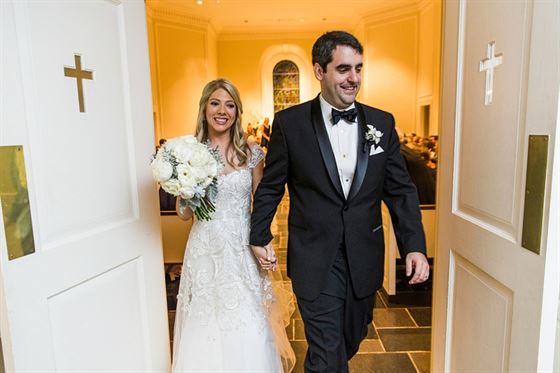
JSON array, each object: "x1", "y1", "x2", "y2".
[{"x1": 296, "y1": 247, "x2": 376, "y2": 373}]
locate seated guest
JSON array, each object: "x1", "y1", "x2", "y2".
[{"x1": 400, "y1": 145, "x2": 436, "y2": 204}]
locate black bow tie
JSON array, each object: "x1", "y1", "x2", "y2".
[{"x1": 331, "y1": 108, "x2": 357, "y2": 125}]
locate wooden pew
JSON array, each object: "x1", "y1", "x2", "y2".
[{"x1": 382, "y1": 203, "x2": 436, "y2": 295}]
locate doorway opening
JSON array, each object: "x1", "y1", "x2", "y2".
[{"x1": 145, "y1": 1, "x2": 443, "y2": 370}]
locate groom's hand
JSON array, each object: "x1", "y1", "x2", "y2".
[
  {"x1": 264, "y1": 242, "x2": 278, "y2": 271},
  {"x1": 406, "y1": 252, "x2": 430, "y2": 284}
]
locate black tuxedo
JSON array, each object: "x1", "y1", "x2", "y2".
[
  {"x1": 250, "y1": 96, "x2": 426, "y2": 371},
  {"x1": 251, "y1": 96, "x2": 426, "y2": 298}
]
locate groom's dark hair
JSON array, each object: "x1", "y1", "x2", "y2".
[{"x1": 312, "y1": 31, "x2": 363, "y2": 71}]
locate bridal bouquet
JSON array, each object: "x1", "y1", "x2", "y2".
[{"x1": 151, "y1": 135, "x2": 222, "y2": 221}]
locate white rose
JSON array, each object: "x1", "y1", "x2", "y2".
[
  {"x1": 189, "y1": 146, "x2": 210, "y2": 167},
  {"x1": 171, "y1": 142, "x2": 193, "y2": 165},
  {"x1": 181, "y1": 135, "x2": 197, "y2": 144},
  {"x1": 200, "y1": 156, "x2": 218, "y2": 176},
  {"x1": 151, "y1": 158, "x2": 173, "y2": 182},
  {"x1": 161, "y1": 179, "x2": 181, "y2": 195},
  {"x1": 176, "y1": 164, "x2": 195, "y2": 186},
  {"x1": 193, "y1": 163, "x2": 215, "y2": 183},
  {"x1": 163, "y1": 137, "x2": 181, "y2": 150},
  {"x1": 179, "y1": 185, "x2": 195, "y2": 200}
]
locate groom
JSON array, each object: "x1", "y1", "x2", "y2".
[{"x1": 250, "y1": 31, "x2": 429, "y2": 372}]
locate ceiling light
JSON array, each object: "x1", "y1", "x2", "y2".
[{"x1": 196, "y1": 0, "x2": 203, "y2": 5}]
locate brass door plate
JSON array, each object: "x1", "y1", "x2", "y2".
[
  {"x1": 521, "y1": 135, "x2": 548, "y2": 254},
  {"x1": 0, "y1": 146, "x2": 35, "y2": 260}
]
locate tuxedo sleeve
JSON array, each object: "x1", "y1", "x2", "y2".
[
  {"x1": 382, "y1": 116, "x2": 427, "y2": 257},
  {"x1": 250, "y1": 115, "x2": 289, "y2": 246}
]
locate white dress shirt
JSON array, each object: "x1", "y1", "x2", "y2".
[{"x1": 319, "y1": 95, "x2": 358, "y2": 199}]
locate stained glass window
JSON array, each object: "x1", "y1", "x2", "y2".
[{"x1": 273, "y1": 60, "x2": 300, "y2": 113}]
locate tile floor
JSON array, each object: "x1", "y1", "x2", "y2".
[{"x1": 167, "y1": 195, "x2": 432, "y2": 372}]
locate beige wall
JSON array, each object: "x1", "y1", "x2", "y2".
[
  {"x1": 217, "y1": 36, "x2": 321, "y2": 124},
  {"x1": 146, "y1": 11, "x2": 218, "y2": 142},
  {"x1": 419, "y1": 2, "x2": 442, "y2": 136},
  {"x1": 364, "y1": 16, "x2": 418, "y2": 134},
  {"x1": 146, "y1": 3, "x2": 442, "y2": 139},
  {"x1": 160, "y1": 215, "x2": 191, "y2": 263},
  {"x1": 362, "y1": 1, "x2": 442, "y2": 136}
]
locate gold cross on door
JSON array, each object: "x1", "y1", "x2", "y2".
[{"x1": 64, "y1": 54, "x2": 93, "y2": 112}]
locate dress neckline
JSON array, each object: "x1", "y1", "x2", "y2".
[{"x1": 219, "y1": 168, "x2": 250, "y2": 178}]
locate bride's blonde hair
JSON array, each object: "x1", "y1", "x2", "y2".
[{"x1": 195, "y1": 78, "x2": 249, "y2": 167}]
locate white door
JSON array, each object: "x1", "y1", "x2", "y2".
[
  {"x1": 433, "y1": 1, "x2": 560, "y2": 372},
  {"x1": 0, "y1": 1, "x2": 170, "y2": 371}
]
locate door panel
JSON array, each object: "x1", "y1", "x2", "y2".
[
  {"x1": 21, "y1": 1, "x2": 135, "y2": 245},
  {"x1": 448, "y1": 253, "x2": 513, "y2": 372},
  {"x1": 48, "y1": 259, "x2": 150, "y2": 370},
  {"x1": 433, "y1": 1, "x2": 559, "y2": 371},
  {"x1": 458, "y1": 1, "x2": 529, "y2": 235},
  {"x1": 0, "y1": 1, "x2": 169, "y2": 371}
]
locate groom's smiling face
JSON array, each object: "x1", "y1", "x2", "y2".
[{"x1": 314, "y1": 45, "x2": 363, "y2": 109}]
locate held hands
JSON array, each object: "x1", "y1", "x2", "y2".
[
  {"x1": 250, "y1": 242, "x2": 277, "y2": 271},
  {"x1": 406, "y1": 252, "x2": 430, "y2": 284}
]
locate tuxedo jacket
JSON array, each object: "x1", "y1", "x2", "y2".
[{"x1": 250, "y1": 96, "x2": 426, "y2": 301}]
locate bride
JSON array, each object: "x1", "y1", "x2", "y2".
[{"x1": 172, "y1": 79, "x2": 295, "y2": 372}]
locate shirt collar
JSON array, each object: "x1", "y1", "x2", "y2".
[{"x1": 319, "y1": 94, "x2": 356, "y2": 124}]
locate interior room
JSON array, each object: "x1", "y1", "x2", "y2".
[{"x1": 146, "y1": 1, "x2": 441, "y2": 371}]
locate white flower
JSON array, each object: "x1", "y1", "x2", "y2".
[
  {"x1": 193, "y1": 184, "x2": 206, "y2": 197},
  {"x1": 161, "y1": 179, "x2": 181, "y2": 195},
  {"x1": 181, "y1": 135, "x2": 197, "y2": 144},
  {"x1": 200, "y1": 177, "x2": 213, "y2": 188},
  {"x1": 189, "y1": 144, "x2": 213, "y2": 168},
  {"x1": 179, "y1": 185, "x2": 195, "y2": 200},
  {"x1": 150, "y1": 135, "x2": 223, "y2": 221},
  {"x1": 176, "y1": 164, "x2": 196, "y2": 187},
  {"x1": 150, "y1": 158, "x2": 173, "y2": 182},
  {"x1": 190, "y1": 166, "x2": 210, "y2": 183},
  {"x1": 365, "y1": 125, "x2": 384, "y2": 145},
  {"x1": 170, "y1": 141, "x2": 194, "y2": 164}
]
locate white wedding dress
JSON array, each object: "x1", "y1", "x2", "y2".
[{"x1": 172, "y1": 145, "x2": 295, "y2": 373}]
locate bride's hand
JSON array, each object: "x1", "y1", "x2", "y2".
[{"x1": 251, "y1": 244, "x2": 277, "y2": 271}]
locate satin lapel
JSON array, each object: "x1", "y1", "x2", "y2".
[
  {"x1": 310, "y1": 97, "x2": 345, "y2": 199},
  {"x1": 347, "y1": 103, "x2": 369, "y2": 202}
]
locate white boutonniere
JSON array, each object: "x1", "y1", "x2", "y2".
[
  {"x1": 365, "y1": 125, "x2": 383, "y2": 145},
  {"x1": 365, "y1": 125, "x2": 384, "y2": 155}
]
